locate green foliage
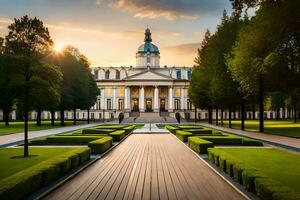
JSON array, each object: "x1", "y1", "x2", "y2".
[
  {"x1": 109, "y1": 130, "x2": 126, "y2": 142},
  {"x1": 44, "y1": 135, "x2": 104, "y2": 145},
  {"x1": 88, "y1": 136, "x2": 113, "y2": 153},
  {"x1": 82, "y1": 129, "x2": 115, "y2": 135},
  {"x1": 188, "y1": 137, "x2": 214, "y2": 154},
  {"x1": 208, "y1": 148, "x2": 300, "y2": 200},
  {"x1": 0, "y1": 147, "x2": 90, "y2": 200}
]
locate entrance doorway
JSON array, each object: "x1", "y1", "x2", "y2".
[
  {"x1": 160, "y1": 99, "x2": 166, "y2": 111},
  {"x1": 146, "y1": 99, "x2": 153, "y2": 112},
  {"x1": 132, "y1": 98, "x2": 139, "y2": 111}
]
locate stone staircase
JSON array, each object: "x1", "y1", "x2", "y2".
[{"x1": 122, "y1": 112, "x2": 178, "y2": 123}]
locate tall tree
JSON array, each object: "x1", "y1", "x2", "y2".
[
  {"x1": 5, "y1": 15, "x2": 61, "y2": 157},
  {"x1": 227, "y1": 0, "x2": 300, "y2": 132}
]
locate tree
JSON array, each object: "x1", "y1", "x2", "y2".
[
  {"x1": 86, "y1": 73, "x2": 100, "y2": 124},
  {"x1": 227, "y1": 0, "x2": 300, "y2": 132},
  {"x1": 270, "y1": 92, "x2": 285, "y2": 120},
  {"x1": 5, "y1": 15, "x2": 61, "y2": 157},
  {"x1": 0, "y1": 37, "x2": 4, "y2": 55}
]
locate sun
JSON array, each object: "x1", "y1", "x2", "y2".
[{"x1": 54, "y1": 44, "x2": 63, "y2": 53}]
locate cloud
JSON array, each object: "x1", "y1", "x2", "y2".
[
  {"x1": 108, "y1": 0, "x2": 228, "y2": 20},
  {"x1": 163, "y1": 42, "x2": 200, "y2": 55}
]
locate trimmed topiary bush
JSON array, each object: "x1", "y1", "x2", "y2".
[
  {"x1": 165, "y1": 125, "x2": 179, "y2": 134},
  {"x1": 198, "y1": 135, "x2": 243, "y2": 145},
  {"x1": 188, "y1": 137, "x2": 214, "y2": 154},
  {"x1": 45, "y1": 135, "x2": 104, "y2": 145},
  {"x1": 242, "y1": 138, "x2": 263, "y2": 146},
  {"x1": 123, "y1": 125, "x2": 135, "y2": 135},
  {"x1": 88, "y1": 137, "x2": 113, "y2": 154},
  {"x1": 109, "y1": 130, "x2": 125, "y2": 142},
  {"x1": 82, "y1": 129, "x2": 115, "y2": 135},
  {"x1": 0, "y1": 147, "x2": 91, "y2": 200}
]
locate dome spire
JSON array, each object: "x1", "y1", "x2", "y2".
[{"x1": 144, "y1": 27, "x2": 152, "y2": 42}]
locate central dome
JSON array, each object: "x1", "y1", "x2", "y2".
[
  {"x1": 136, "y1": 28, "x2": 160, "y2": 68},
  {"x1": 137, "y1": 42, "x2": 159, "y2": 53}
]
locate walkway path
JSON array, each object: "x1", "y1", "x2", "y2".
[
  {"x1": 43, "y1": 134, "x2": 247, "y2": 200},
  {"x1": 0, "y1": 123, "x2": 101, "y2": 147},
  {"x1": 133, "y1": 123, "x2": 169, "y2": 134},
  {"x1": 199, "y1": 123, "x2": 300, "y2": 151}
]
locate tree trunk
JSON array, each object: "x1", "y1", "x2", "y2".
[
  {"x1": 241, "y1": 99, "x2": 245, "y2": 131},
  {"x1": 216, "y1": 108, "x2": 219, "y2": 126},
  {"x1": 294, "y1": 103, "x2": 297, "y2": 123},
  {"x1": 24, "y1": 64, "x2": 29, "y2": 157},
  {"x1": 229, "y1": 107, "x2": 232, "y2": 128},
  {"x1": 276, "y1": 108, "x2": 280, "y2": 121},
  {"x1": 194, "y1": 106, "x2": 197, "y2": 123},
  {"x1": 233, "y1": 107, "x2": 236, "y2": 120},
  {"x1": 87, "y1": 109, "x2": 90, "y2": 124},
  {"x1": 221, "y1": 109, "x2": 224, "y2": 126},
  {"x1": 3, "y1": 108, "x2": 10, "y2": 126},
  {"x1": 60, "y1": 109, "x2": 65, "y2": 126},
  {"x1": 51, "y1": 110, "x2": 55, "y2": 126},
  {"x1": 36, "y1": 108, "x2": 42, "y2": 126},
  {"x1": 252, "y1": 104, "x2": 256, "y2": 120},
  {"x1": 208, "y1": 107, "x2": 213, "y2": 124},
  {"x1": 73, "y1": 108, "x2": 76, "y2": 125},
  {"x1": 259, "y1": 74, "x2": 264, "y2": 132}
]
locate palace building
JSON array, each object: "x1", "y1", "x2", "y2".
[{"x1": 91, "y1": 28, "x2": 194, "y2": 122}]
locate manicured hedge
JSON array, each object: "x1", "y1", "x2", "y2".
[
  {"x1": 45, "y1": 135, "x2": 104, "y2": 145},
  {"x1": 208, "y1": 148, "x2": 300, "y2": 200},
  {"x1": 95, "y1": 125, "x2": 126, "y2": 129},
  {"x1": 177, "y1": 125, "x2": 203, "y2": 129},
  {"x1": 109, "y1": 130, "x2": 125, "y2": 142},
  {"x1": 198, "y1": 135, "x2": 243, "y2": 145},
  {"x1": 242, "y1": 138, "x2": 263, "y2": 146},
  {"x1": 123, "y1": 125, "x2": 135, "y2": 135},
  {"x1": 188, "y1": 137, "x2": 214, "y2": 154},
  {"x1": 88, "y1": 136, "x2": 113, "y2": 153},
  {"x1": 82, "y1": 128, "x2": 115, "y2": 135},
  {"x1": 182, "y1": 129, "x2": 213, "y2": 135},
  {"x1": 0, "y1": 148, "x2": 91, "y2": 200},
  {"x1": 165, "y1": 125, "x2": 179, "y2": 134},
  {"x1": 176, "y1": 130, "x2": 215, "y2": 142}
]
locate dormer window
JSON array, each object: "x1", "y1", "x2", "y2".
[
  {"x1": 176, "y1": 69, "x2": 181, "y2": 80},
  {"x1": 105, "y1": 70, "x2": 110, "y2": 79},
  {"x1": 116, "y1": 70, "x2": 120, "y2": 79}
]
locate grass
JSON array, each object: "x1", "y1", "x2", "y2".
[
  {"x1": 208, "y1": 148, "x2": 300, "y2": 198},
  {"x1": 0, "y1": 147, "x2": 79, "y2": 180},
  {"x1": 215, "y1": 120, "x2": 300, "y2": 138},
  {"x1": 0, "y1": 120, "x2": 86, "y2": 136}
]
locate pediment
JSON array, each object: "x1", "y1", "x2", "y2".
[{"x1": 124, "y1": 70, "x2": 173, "y2": 81}]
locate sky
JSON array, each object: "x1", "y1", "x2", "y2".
[{"x1": 0, "y1": 0, "x2": 232, "y2": 67}]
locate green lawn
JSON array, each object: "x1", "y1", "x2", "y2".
[
  {"x1": 0, "y1": 147, "x2": 78, "y2": 180},
  {"x1": 0, "y1": 120, "x2": 86, "y2": 136},
  {"x1": 216, "y1": 120, "x2": 300, "y2": 138},
  {"x1": 208, "y1": 148, "x2": 300, "y2": 198}
]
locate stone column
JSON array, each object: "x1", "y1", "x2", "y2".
[
  {"x1": 112, "y1": 87, "x2": 116, "y2": 110},
  {"x1": 181, "y1": 87, "x2": 185, "y2": 110},
  {"x1": 154, "y1": 86, "x2": 159, "y2": 112},
  {"x1": 124, "y1": 86, "x2": 131, "y2": 111},
  {"x1": 168, "y1": 86, "x2": 173, "y2": 111},
  {"x1": 139, "y1": 86, "x2": 145, "y2": 112},
  {"x1": 100, "y1": 88, "x2": 105, "y2": 110}
]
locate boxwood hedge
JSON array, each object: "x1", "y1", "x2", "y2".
[
  {"x1": 0, "y1": 148, "x2": 91, "y2": 200},
  {"x1": 109, "y1": 130, "x2": 125, "y2": 142},
  {"x1": 88, "y1": 136, "x2": 113, "y2": 153},
  {"x1": 188, "y1": 137, "x2": 214, "y2": 154}
]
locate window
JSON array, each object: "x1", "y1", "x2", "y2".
[
  {"x1": 174, "y1": 99, "x2": 180, "y2": 110},
  {"x1": 187, "y1": 69, "x2": 192, "y2": 80},
  {"x1": 94, "y1": 70, "x2": 98, "y2": 80},
  {"x1": 107, "y1": 99, "x2": 112, "y2": 110},
  {"x1": 105, "y1": 70, "x2": 110, "y2": 79},
  {"x1": 118, "y1": 99, "x2": 124, "y2": 110},
  {"x1": 115, "y1": 70, "x2": 120, "y2": 79},
  {"x1": 176, "y1": 69, "x2": 181, "y2": 80}
]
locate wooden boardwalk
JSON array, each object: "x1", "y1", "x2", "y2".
[{"x1": 43, "y1": 134, "x2": 246, "y2": 200}]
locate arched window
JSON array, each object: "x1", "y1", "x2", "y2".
[
  {"x1": 105, "y1": 70, "x2": 110, "y2": 79},
  {"x1": 176, "y1": 69, "x2": 181, "y2": 80},
  {"x1": 187, "y1": 69, "x2": 192, "y2": 80},
  {"x1": 115, "y1": 70, "x2": 120, "y2": 79}
]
